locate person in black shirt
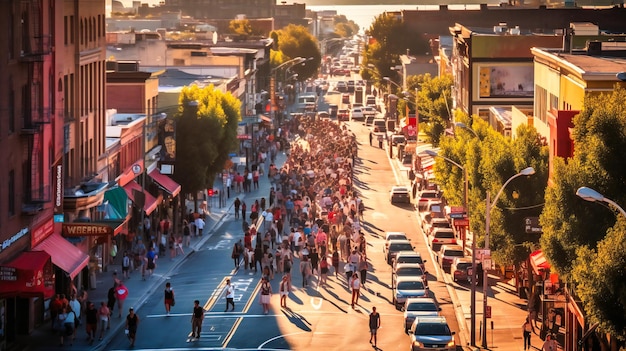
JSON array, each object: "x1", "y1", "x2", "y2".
[
  {"x1": 191, "y1": 300, "x2": 204, "y2": 340},
  {"x1": 369, "y1": 306, "x2": 381, "y2": 347},
  {"x1": 125, "y1": 308, "x2": 139, "y2": 348},
  {"x1": 84, "y1": 302, "x2": 98, "y2": 344}
]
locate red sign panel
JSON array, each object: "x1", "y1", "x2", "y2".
[
  {"x1": 454, "y1": 218, "x2": 469, "y2": 227},
  {"x1": 31, "y1": 218, "x2": 54, "y2": 247},
  {"x1": 62, "y1": 224, "x2": 114, "y2": 237}
]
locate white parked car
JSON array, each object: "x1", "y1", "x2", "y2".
[
  {"x1": 350, "y1": 108, "x2": 364, "y2": 121},
  {"x1": 403, "y1": 298, "x2": 441, "y2": 333},
  {"x1": 390, "y1": 185, "x2": 411, "y2": 204}
]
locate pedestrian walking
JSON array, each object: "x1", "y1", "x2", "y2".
[
  {"x1": 143, "y1": 246, "x2": 157, "y2": 280},
  {"x1": 97, "y1": 301, "x2": 110, "y2": 341},
  {"x1": 259, "y1": 277, "x2": 272, "y2": 314},
  {"x1": 241, "y1": 201, "x2": 247, "y2": 221},
  {"x1": 54, "y1": 306, "x2": 74, "y2": 346},
  {"x1": 164, "y1": 282, "x2": 175, "y2": 316},
  {"x1": 350, "y1": 272, "x2": 361, "y2": 308},
  {"x1": 84, "y1": 302, "x2": 98, "y2": 344},
  {"x1": 191, "y1": 300, "x2": 204, "y2": 340},
  {"x1": 523, "y1": 317, "x2": 533, "y2": 350},
  {"x1": 358, "y1": 254, "x2": 368, "y2": 286},
  {"x1": 232, "y1": 240, "x2": 243, "y2": 269},
  {"x1": 183, "y1": 220, "x2": 191, "y2": 247},
  {"x1": 107, "y1": 284, "x2": 116, "y2": 317},
  {"x1": 115, "y1": 282, "x2": 129, "y2": 318},
  {"x1": 369, "y1": 306, "x2": 381, "y2": 347},
  {"x1": 195, "y1": 216, "x2": 205, "y2": 236},
  {"x1": 369, "y1": 131, "x2": 373, "y2": 146},
  {"x1": 224, "y1": 279, "x2": 235, "y2": 312},
  {"x1": 122, "y1": 251, "x2": 131, "y2": 279},
  {"x1": 234, "y1": 197, "x2": 241, "y2": 219},
  {"x1": 319, "y1": 254, "x2": 329, "y2": 287},
  {"x1": 279, "y1": 275, "x2": 291, "y2": 308},
  {"x1": 332, "y1": 251, "x2": 340, "y2": 277},
  {"x1": 124, "y1": 307, "x2": 139, "y2": 348},
  {"x1": 300, "y1": 255, "x2": 312, "y2": 288}
]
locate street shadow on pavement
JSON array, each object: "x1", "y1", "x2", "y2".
[
  {"x1": 281, "y1": 307, "x2": 312, "y2": 331},
  {"x1": 288, "y1": 291, "x2": 304, "y2": 306},
  {"x1": 317, "y1": 286, "x2": 350, "y2": 312}
]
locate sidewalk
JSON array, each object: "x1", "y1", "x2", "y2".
[{"x1": 19, "y1": 152, "x2": 287, "y2": 351}]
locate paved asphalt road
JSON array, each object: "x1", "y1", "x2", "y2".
[{"x1": 105, "y1": 76, "x2": 465, "y2": 351}]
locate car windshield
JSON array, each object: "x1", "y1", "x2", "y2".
[
  {"x1": 457, "y1": 263, "x2": 472, "y2": 270},
  {"x1": 420, "y1": 192, "x2": 439, "y2": 199},
  {"x1": 393, "y1": 187, "x2": 409, "y2": 193},
  {"x1": 396, "y1": 267, "x2": 424, "y2": 276},
  {"x1": 390, "y1": 243, "x2": 413, "y2": 251},
  {"x1": 387, "y1": 234, "x2": 407, "y2": 241},
  {"x1": 398, "y1": 256, "x2": 423, "y2": 265},
  {"x1": 444, "y1": 250, "x2": 465, "y2": 257},
  {"x1": 414, "y1": 323, "x2": 451, "y2": 335},
  {"x1": 397, "y1": 281, "x2": 425, "y2": 290},
  {"x1": 407, "y1": 302, "x2": 438, "y2": 312},
  {"x1": 435, "y1": 232, "x2": 455, "y2": 239}
]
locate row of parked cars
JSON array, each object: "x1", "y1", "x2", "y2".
[
  {"x1": 382, "y1": 231, "x2": 457, "y2": 350},
  {"x1": 416, "y1": 189, "x2": 482, "y2": 285}
]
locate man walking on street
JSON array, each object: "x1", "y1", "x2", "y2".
[
  {"x1": 369, "y1": 131, "x2": 373, "y2": 146},
  {"x1": 224, "y1": 279, "x2": 235, "y2": 312},
  {"x1": 369, "y1": 306, "x2": 381, "y2": 347},
  {"x1": 191, "y1": 300, "x2": 204, "y2": 340}
]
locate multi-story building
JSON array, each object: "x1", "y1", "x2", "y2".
[{"x1": 449, "y1": 23, "x2": 564, "y2": 121}]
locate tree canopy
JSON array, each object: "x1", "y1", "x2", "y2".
[
  {"x1": 540, "y1": 87, "x2": 626, "y2": 340},
  {"x1": 270, "y1": 25, "x2": 321, "y2": 82},
  {"x1": 333, "y1": 15, "x2": 359, "y2": 38},
  {"x1": 435, "y1": 113, "x2": 548, "y2": 267},
  {"x1": 173, "y1": 85, "x2": 241, "y2": 205}
]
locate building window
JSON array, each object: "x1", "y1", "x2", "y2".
[
  {"x1": 9, "y1": 87, "x2": 15, "y2": 134},
  {"x1": 535, "y1": 85, "x2": 547, "y2": 124},
  {"x1": 64, "y1": 16, "x2": 68, "y2": 45},
  {"x1": 549, "y1": 93, "x2": 558, "y2": 112},
  {"x1": 8, "y1": 170, "x2": 15, "y2": 216}
]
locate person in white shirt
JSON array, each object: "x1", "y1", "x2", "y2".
[
  {"x1": 194, "y1": 217, "x2": 205, "y2": 237},
  {"x1": 224, "y1": 279, "x2": 235, "y2": 312}
]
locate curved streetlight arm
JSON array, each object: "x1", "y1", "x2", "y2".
[
  {"x1": 272, "y1": 56, "x2": 305, "y2": 73},
  {"x1": 490, "y1": 167, "x2": 535, "y2": 210},
  {"x1": 383, "y1": 76, "x2": 403, "y2": 91},
  {"x1": 454, "y1": 122, "x2": 479, "y2": 138},
  {"x1": 576, "y1": 186, "x2": 626, "y2": 217}
]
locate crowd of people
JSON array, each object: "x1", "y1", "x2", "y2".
[{"x1": 229, "y1": 116, "x2": 373, "y2": 311}]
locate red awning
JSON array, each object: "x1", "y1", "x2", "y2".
[
  {"x1": 34, "y1": 233, "x2": 89, "y2": 279},
  {"x1": 530, "y1": 250, "x2": 550, "y2": 275},
  {"x1": 148, "y1": 169, "x2": 181, "y2": 197},
  {"x1": 123, "y1": 180, "x2": 158, "y2": 215},
  {"x1": 260, "y1": 115, "x2": 272, "y2": 123},
  {"x1": 0, "y1": 251, "x2": 55, "y2": 298}
]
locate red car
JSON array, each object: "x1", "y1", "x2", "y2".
[{"x1": 338, "y1": 109, "x2": 350, "y2": 121}]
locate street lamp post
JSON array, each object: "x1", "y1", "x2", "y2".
[
  {"x1": 482, "y1": 166, "x2": 536, "y2": 348},
  {"x1": 454, "y1": 122, "x2": 479, "y2": 138},
  {"x1": 424, "y1": 149, "x2": 474, "y2": 345},
  {"x1": 576, "y1": 186, "x2": 626, "y2": 217}
]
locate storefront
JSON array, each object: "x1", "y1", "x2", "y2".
[{"x1": 0, "y1": 251, "x2": 54, "y2": 346}]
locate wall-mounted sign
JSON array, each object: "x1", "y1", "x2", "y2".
[
  {"x1": 524, "y1": 217, "x2": 542, "y2": 234},
  {"x1": 31, "y1": 218, "x2": 54, "y2": 247},
  {"x1": 0, "y1": 227, "x2": 29, "y2": 253},
  {"x1": 0, "y1": 266, "x2": 17, "y2": 281},
  {"x1": 62, "y1": 224, "x2": 114, "y2": 237}
]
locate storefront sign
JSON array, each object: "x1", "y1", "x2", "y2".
[
  {"x1": 454, "y1": 218, "x2": 469, "y2": 227},
  {"x1": 0, "y1": 227, "x2": 29, "y2": 253},
  {"x1": 53, "y1": 162, "x2": 63, "y2": 213},
  {"x1": 31, "y1": 218, "x2": 54, "y2": 247},
  {"x1": 0, "y1": 266, "x2": 17, "y2": 281},
  {"x1": 62, "y1": 224, "x2": 114, "y2": 237}
]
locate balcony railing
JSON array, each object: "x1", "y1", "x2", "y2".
[
  {"x1": 21, "y1": 107, "x2": 52, "y2": 133},
  {"x1": 20, "y1": 35, "x2": 52, "y2": 62}
]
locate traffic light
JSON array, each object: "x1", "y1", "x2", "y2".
[{"x1": 208, "y1": 189, "x2": 214, "y2": 197}]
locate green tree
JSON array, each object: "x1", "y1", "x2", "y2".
[
  {"x1": 333, "y1": 15, "x2": 359, "y2": 38},
  {"x1": 229, "y1": 19, "x2": 253, "y2": 36},
  {"x1": 540, "y1": 87, "x2": 626, "y2": 341},
  {"x1": 572, "y1": 219, "x2": 626, "y2": 341},
  {"x1": 405, "y1": 73, "x2": 452, "y2": 146},
  {"x1": 435, "y1": 114, "x2": 548, "y2": 267},
  {"x1": 173, "y1": 85, "x2": 241, "y2": 212},
  {"x1": 271, "y1": 25, "x2": 321, "y2": 81}
]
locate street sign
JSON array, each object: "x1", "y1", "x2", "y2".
[
  {"x1": 450, "y1": 213, "x2": 466, "y2": 219},
  {"x1": 476, "y1": 249, "x2": 491, "y2": 260},
  {"x1": 454, "y1": 218, "x2": 469, "y2": 227},
  {"x1": 524, "y1": 217, "x2": 542, "y2": 234},
  {"x1": 486, "y1": 305, "x2": 492, "y2": 318}
]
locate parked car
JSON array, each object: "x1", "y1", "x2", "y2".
[
  {"x1": 365, "y1": 115, "x2": 375, "y2": 125},
  {"x1": 391, "y1": 134, "x2": 406, "y2": 146},
  {"x1": 385, "y1": 232, "x2": 408, "y2": 252},
  {"x1": 393, "y1": 276, "x2": 429, "y2": 308},
  {"x1": 338, "y1": 108, "x2": 350, "y2": 121},
  {"x1": 385, "y1": 240, "x2": 415, "y2": 265},
  {"x1": 417, "y1": 191, "x2": 441, "y2": 212},
  {"x1": 436, "y1": 245, "x2": 466, "y2": 272},
  {"x1": 336, "y1": 81, "x2": 348, "y2": 92},
  {"x1": 403, "y1": 298, "x2": 441, "y2": 333},
  {"x1": 390, "y1": 185, "x2": 411, "y2": 204},
  {"x1": 394, "y1": 251, "x2": 427, "y2": 272},
  {"x1": 392, "y1": 263, "x2": 427, "y2": 288},
  {"x1": 428, "y1": 228, "x2": 456, "y2": 252},
  {"x1": 342, "y1": 93, "x2": 351, "y2": 104},
  {"x1": 350, "y1": 108, "x2": 364, "y2": 121},
  {"x1": 419, "y1": 201, "x2": 443, "y2": 230},
  {"x1": 450, "y1": 257, "x2": 473, "y2": 283},
  {"x1": 409, "y1": 316, "x2": 456, "y2": 351},
  {"x1": 362, "y1": 106, "x2": 377, "y2": 117}
]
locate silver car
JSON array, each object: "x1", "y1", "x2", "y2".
[
  {"x1": 393, "y1": 276, "x2": 429, "y2": 308},
  {"x1": 409, "y1": 316, "x2": 456, "y2": 351},
  {"x1": 403, "y1": 298, "x2": 441, "y2": 333}
]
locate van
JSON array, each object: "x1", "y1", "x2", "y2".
[{"x1": 366, "y1": 95, "x2": 376, "y2": 106}]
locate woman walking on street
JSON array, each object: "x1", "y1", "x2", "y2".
[
  {"x1": 300, "y1": 255, "x2": 312, "y2": 288},
  {"x1": 358, "y1": 254, "x2": 368, "y2": 286},
  {"x1": 259, "y1": 277, "x2": 272, "y2": 314},
  {"x1": 522, "y1": 317, "x2": 533, "y2": 350},
  {"x1": 279, "y1": 275, "x2": 291, "y2": 308},
  {"x1": 350, "y1": 272, "x2": 361, "y2": 308},
  {"x1": 97, "y1": 301, "x2": 110, "y2": 341},
  {"x1": 125, "y1": 307, "x2": 139, "y2": 348},
  {"x1": 164, "y1": 282, "x2": 175, "y2": 316}
]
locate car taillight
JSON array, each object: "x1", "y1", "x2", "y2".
[{"x1": 432, "y1": 239, "x2": 438, "y2": 242}]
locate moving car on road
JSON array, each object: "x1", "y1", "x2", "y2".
[
  {"x1": 389, "y1": 185, "x2": 411, "y2": 204},
  {"x1": 393, "y1": 276, "x2": 429, "y2": 308},
  {"x1": 409, "y1": 316, "x2": 456, "y2": 351},
  {"x1": 403, "y1": 298, "x2": 441, "y2": 333}
]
